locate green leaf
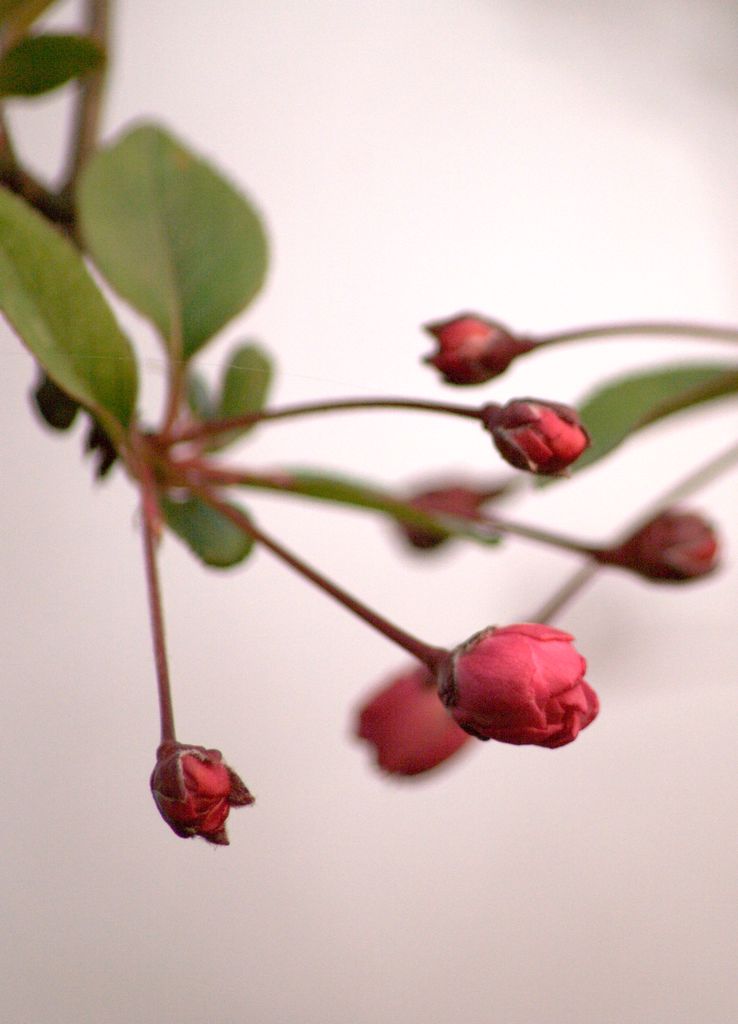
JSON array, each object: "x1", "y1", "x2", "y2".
[
  {"x1": 162, "y1": 495, "x2": 254, "y2": 568},
  {"x1": 206, "y1": 343, "x2": 273, "y2": 450},
  {"x1": 0, "y1": 186, "x2": 138, "y2": 433},
  {"x1": 575, "y1": 363, "x2": 738, "y2": 472},
  {"x1": 0, "y1": 34, "x2": 104, "y2": 97},
  {"x1": 222, "y1": 467, "x2": 502, "y2": 547},
  {"x1": 77, "y1": 124, "x2": 269, "y2": 361}
]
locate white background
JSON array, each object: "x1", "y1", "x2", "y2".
[{"x1": 2, "y1": 2, "x2": 737, "y2": 1022}]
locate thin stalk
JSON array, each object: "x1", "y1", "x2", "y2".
[
  {"x1": 62, "y1": 0, "x2": 111, "y2": 190},
  {"x1": 196, "y1": 486, "x2": 446, "y2": 671},
  {"x1": 536, "y1": 320, "x2": 738, "y2": 348},
  {"x1": 480, "y1": 512, "x2": 595, "y2": 556},
  {"x1": 528, "y1": 438, "x2": 738, "y2": 623},
  {"x1": 529, "y1": 564, "x2": 600, "y2": 624},
  {"x1": 169, "y1": 396, "x2": 483, "y2": 446},
  {"x1": 139, "y1": 468, "x2": 177, "y2": 744}
]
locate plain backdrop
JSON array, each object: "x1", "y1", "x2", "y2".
[{"x1": 2, "y1": 2, "x2": 737, "y2": 1023}]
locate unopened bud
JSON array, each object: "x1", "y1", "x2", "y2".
[
  {"x1": 597, "y1": 509, "x2": 719, "y2": 582},
  {"x1": 482, "y1": 398, "x2": 589, "y2": 475},
  {"x1": 150, "y1": 742, "x2": 254, "y2": 845},
  {"x1": 356, "y1": 665, "x2": 471, "y2": 775},
  {"x1": 399, "y1": 479, "x2": 508, "y2": 551},
  {"x1": 437, "y1": 623, "x2": 598, "y2": 748},
  {"x1": 423, "y1": 313, "x2": 533, "y2": 385}
]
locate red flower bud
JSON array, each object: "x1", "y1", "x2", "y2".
[
  {"x1": 423, "y1": 313, "x2": 534, "y2": 385},
  {"x1": 399, "y1": 479, "x2": 508, "y2": 551},
  {"x1": 437, "y1": 623, "x2": 598, "y2": 748},
  {"x1": 482, "y1": 399, "x2": 589, "y2": 475},
  {"x1": 150, "y1": 742, "x2": 254, "y2": 845},
  {"x1": 597, "y1": 509, "x2": 719, "y2": 582},
  {"x1": 356, "y1": 665, "x2": 471, "y2": 775}
]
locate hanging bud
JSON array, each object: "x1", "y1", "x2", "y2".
[
  {"x1": 398, "y1": 479, "x2": 509, "y2": 551},
  {"x1": 423, "y1": 313, "x2": 534, "y2": 385},
  {"x1": 356, "y1": 665, "x2": 471, "y2": 776},
  {"x1": 596, "y1": 509, "x2": 719, "y2": 582},
  {"x1": 150, "y1": 742, "x2": 254, "y2": 845},
  {"x1": 481, "y1": 398, "x2": 589, "y2": 475},
  {"x1": 437, "y1": 623, "x2": 598, "y2": 748}
]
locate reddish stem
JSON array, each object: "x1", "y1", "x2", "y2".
[
  {"x1": 168, "y1": 396, "x2": 483, "y2": 446},
  {"x1": 139, "y1": 467, "x2": 177, "y2": 744},
  {"x1": 195, "y1": 486, "x2": 446, "y2": 671},
  {"x1": 536, "y1": 320, "x2": 738, "y2": 348}
]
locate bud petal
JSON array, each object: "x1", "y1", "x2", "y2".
[
  {"x1": 482, "y1": 399, "x2": 589, "y2": 475},
  {"x1": 598, "y1": 509, "x2": 719, "y2": 582},
  {"x1": 423, "y1": 313, "x2": 533, "y2": 385},
  {"x1": 437, "y1": 623, "x2": 598, "y2": 748},
  {"x1": 356, "y1": 666, "x2": 471, "y2": 775},
  {"x1": 150, "y1": 742, "x2": 254, "y2": 845}
]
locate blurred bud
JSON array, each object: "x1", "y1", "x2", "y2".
[
  {"x1": 437, "y1": 623, "x2": 598, "y2": 748},
  {"x1": 482, "y1": 398, "x2": 589, "y2": 475},
  {"x1": 150, "y1": 742, "x2": 254, "y2": 845},
  {"x1": 597, "y1": 509, "x2": 719, "y2": 582},
  {"x1": 84, "y1": 419, "x2": 118, "y2": 478},
  {"x1": 399, "y1": 479, "x2": 508, "y2": 551},
  {"x1": 32, "y1": 372, "x2": 80, "y2": 430},
  {"x1": 423, "y1": 313, "x2": 533, "y2": 385},
  {"x1": 356, "y1": 665, "x2": 471, "y2": 776}
]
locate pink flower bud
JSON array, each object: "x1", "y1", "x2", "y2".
[
  {"x1": 437, "y1": 623, "x2": 598, "y2": 748},
  {"x1": 399, "y1": 479, "x2": 508, "y2": 551},
  {"x1": 482, "y1": 399, "x2": 589, "y2": 475},
  {"x1": 356, "y1": 665, "x2": 472, "y2": 775},
  {"x1": 423, "y1": 313, "x2": 533, "y2": 385},
  {"x1": 597, "y1": 509, "x2": 719, "y2": 582},
  {"x1": 150, "y1": 742, "x2": 254, "y2": 845}
]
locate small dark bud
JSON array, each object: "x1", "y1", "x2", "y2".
[
  {"x1": 398, "y1": 479, "x2": 508, "y2": 551},
  {"x1": 597, "y1": 509, "x2": 719, "y2": 582},
  {"x1": 423, "y1": 313, "x2": 534, "y2": 385},
  {"x1": 32, "y1": 373, "x2": 80, "y2": 430},
  {"x1": 84, "y1": 420, "x2": 118, "y2": 478}
]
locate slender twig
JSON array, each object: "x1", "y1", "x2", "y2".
[
  {"x1": 529, "y1": 564, "x2": 600, "y2": 625},
  {"x1": 528, "y1": 438, "x2": 738, "y2": 623},
  {"x1": 195, "y1": 486, "x2": 447, "y2": 671},
  {"x1": 62, "y1": 0, "x2": 111, "y2": 190},
  {"x1": 536, "y1": 320, "x2": 738, "y2": 348},
  {"x1": 139, "y1": 464, "x2": 177, "y2": 744},
  {"x1": 169, "y1": 396, "x2": 483, "y2": 446}
]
